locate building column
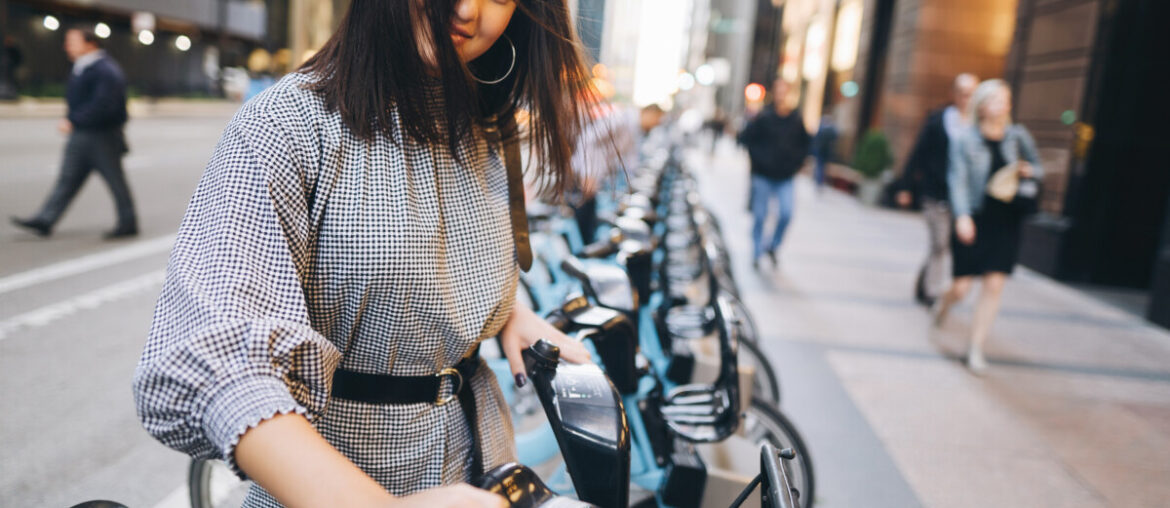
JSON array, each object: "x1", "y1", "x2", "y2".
[{"x1": 289, "y1": 0, "x2": 335, "y2": 66}]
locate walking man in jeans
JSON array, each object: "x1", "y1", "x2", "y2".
[
  {"x1": 896, "y1": 73, "x2": 978, "y2": 305},
  {"x1": 11, "y1": 27, "x2": 137, "y2": 239},
  {"x1": 738, "y1": 78, "x2": 809, "y2": 269}
]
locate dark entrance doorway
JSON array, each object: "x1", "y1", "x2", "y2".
[{"x1": 1061, "y1": 0, "x2": 1170, "y2": 324}]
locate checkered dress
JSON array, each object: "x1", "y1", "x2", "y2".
[{"x1": 133, "y1": 73, "x2": 519, "y2": 506}]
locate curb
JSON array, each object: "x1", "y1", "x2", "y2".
[{"x1": 0, "y1": 98, "x2": 242, "y2": 119}]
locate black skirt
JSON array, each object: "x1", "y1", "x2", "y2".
[{"x1": 951, "y1": 195, "x2": 1023, "y2": 277}]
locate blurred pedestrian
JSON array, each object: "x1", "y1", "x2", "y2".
[
  {"x1": 1, "y1": 36, "x2": 23, "y2": 98},
  {"x1": 703, "y1": 108, "x2": 728, "y2": 154},
  {"x1": 896, "y1": 73, "x2": 978, "y2": 306},
  {"x1": 133, "y1": 1, "x2": 595, "y2": 506},
  {"x1": 11, "y1": 28, "x2": 137, "y2": 239},
  {"x1": 810, "y1": 114, "x2": 838, "y2": 192},
  {"x1": 932, "y1": 79, "x2": 1043, "y2": 374},
  {"x1": 570, "y1": 103, "x2": 664, "y2": 243},
  {"x1": 737, "y1": 78, "x2": 809, "y2": 269}
]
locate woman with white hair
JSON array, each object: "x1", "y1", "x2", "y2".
[{"x1": 932, "y1": 79, "x2": 1043, "y2": 374}]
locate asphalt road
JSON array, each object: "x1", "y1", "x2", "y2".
[{"x1": 1, "y1": 111, "x2": 239, "y2": 508}]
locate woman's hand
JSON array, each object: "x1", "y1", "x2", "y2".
[
  {"x1": 895, "y1": 190, "x2": 913, "y2": 209},
  {"x1": 394, "y1": 485, "x2": 507, "y2": 508},
  {"x1": 499, "y1": 302, "x2": 591, "y2": 387},
  {"x1": 955, "y1": 215, "x2": 976, "y2": 245},
  {"x1": 1017, "y1": 161, "x2": 1034, "y2": 179}
]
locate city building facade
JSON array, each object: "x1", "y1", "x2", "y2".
[
  {"x1": 768, "y1": 0, "x2": 1170, "y2": 325},
  {"x1": 0, "y1": 0, "x2": 306, "y2": 98}
]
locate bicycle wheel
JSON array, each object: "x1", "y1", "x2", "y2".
[
  {"x1": 725, "y1": 294, "x2": 780, "y2": 404},
  {"x1": 739, "y1": 337, "x2": 781, "y2": 405},
  {"x1": 188, "y1": 458, "x2": 251, "y2": 508},
  {"x1": 740, "y1": 397, "x2": 815, "y2": 508}
]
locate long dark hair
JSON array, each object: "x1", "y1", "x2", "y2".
[{"x1": 300, "y1": 0, "x2": 595, "y2": 199}]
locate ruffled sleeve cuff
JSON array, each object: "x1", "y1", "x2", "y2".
[{"x1": 204, "y1": 369, "x2": 309, "y2": 479}]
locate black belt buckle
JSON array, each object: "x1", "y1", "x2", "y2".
[{"x1": 435, "y1": 367, "x2": 464, "y2": 406}]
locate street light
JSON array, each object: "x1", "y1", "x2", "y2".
[
  {"x1": 744, "y1": 83, "x2": 766, "y2": 102},
  {"x1": 175, "y1": 35, "x2": 192, "y2": 52},
  {"x1": 695, "y1": 64, "x2": 715, "y2": 86},
  {"x1": 138, "y1": 30, "x2": 155, "y2": 45},
  {"x1": 95, "y1": 22, "x2": 111, "y2": 39},
  {"x1": 43, "y1": 15, "x2": 60, "y2": 31}
]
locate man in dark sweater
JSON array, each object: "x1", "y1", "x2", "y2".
[
  {"x1": 896, "y1": 73, "x2": 977, "y2": 305},
  {"x1": 737, "y1": 79, "x2": 809, "y2": 268},
  {"x1": 12, "y1": 27, "x2": 137, "y2": 239}
]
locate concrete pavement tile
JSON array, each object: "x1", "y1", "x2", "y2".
[
  {"x1": 991, "y1": 389, "x2": 1170, "y2": 507},
  {"x1": 893, "y1": 445, "x2": 1107, "y2": 508},
  {"x1": 826, "y1": 351, "x2": 1051, "y2": 455},
  {"x1": 1069, "y1": 461, "x2": 1170, "y2": 507},
  {"x1": 826, "y1": 351, "x2": 1111, "y2": 507},
  {"x1": 988, "y1": 366, "x2": 1170, "y2": 407}
]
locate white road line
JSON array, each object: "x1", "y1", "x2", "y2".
[
  {"x1": 0, "y1": 234, "x2": 174, "y2": 295},
  {"x1": 0, "y1": 270, "x2": 164, "y2": 341}
]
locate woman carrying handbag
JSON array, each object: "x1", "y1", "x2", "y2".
[{"x1": 932, "y1": 79, "x2": 1043, "y2": 375}]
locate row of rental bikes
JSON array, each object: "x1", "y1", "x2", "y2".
[{"x1": 177, "y1": 143, "x2": 816, "y2": 508}]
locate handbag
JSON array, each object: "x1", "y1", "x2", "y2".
[{"x1": 986, "y1": 146, "x2": 1041, "y2": 214}]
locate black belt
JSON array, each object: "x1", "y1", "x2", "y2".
[{"x1": 331, "y1": 348, "x2": 483, "y2": 480}]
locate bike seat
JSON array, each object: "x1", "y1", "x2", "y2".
[
  {"x1": 560, "y1": 257, "x2": 637, "y2": 313},
  {"x1": 612, "y1": 215, "x2": 655, "y2": 255},
  {"x1": 548, "y1": 295, "x2": 641, "y2": 394},
  {"x1": 553, "y1": 294, "x2": 630, "y2": 332}
]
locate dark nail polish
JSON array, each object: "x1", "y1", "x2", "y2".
[{"x1": 514, "y1": 373, "x2": 527, "y2": 388}]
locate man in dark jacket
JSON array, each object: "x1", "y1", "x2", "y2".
[
  {"x1": 12, "y1": 27, "x2": 137, "y2": 239},
  {"x1": 896, "y1": 73, "x2": 977, "y2": 305},
  {"x1": 737, "y1": 79, "x2": 809, "y2": 268}
]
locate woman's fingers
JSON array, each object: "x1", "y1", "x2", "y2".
[
  {"x1": 550, "y1": 339, "x2": 590, "y2": 363},
  {"x1": 397, "y1": 484, "x2": 508, "y2": 508},
  {"x1": 537, "y1": 319, "x2": 591, "y2": 364},
  {"x1": 499, "y1": 331, "x2": 528, "y2": 387},
  {"x1": 462, "y1": 485, "x2": 509, "y2": 508},
  {"x1": 549, "y1": 333, "x2": 591, "y2": 364}
]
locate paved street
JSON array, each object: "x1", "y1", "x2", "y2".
[
  {"x1": 2, "y1": 112, "x2": 1169, "y2": 508},
  {"x1": 1, "y1": 109, "x2": 240, "y2": 508}
]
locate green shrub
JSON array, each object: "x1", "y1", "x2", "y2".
[{"x1": 853, "y1": 128, "x2": 893, "y2": 179}]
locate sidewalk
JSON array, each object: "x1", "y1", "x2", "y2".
[{"x1": 690, "y1": 141, "x2": 1170, "y2": 508}]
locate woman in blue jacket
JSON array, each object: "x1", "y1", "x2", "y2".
[{"x1": 932, "y1": 79, "x2": 1042, "y2": 374}]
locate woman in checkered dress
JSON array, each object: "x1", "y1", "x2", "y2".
[{"x1": 132, "y1": 1, "x2": 595, "y2": 506}]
